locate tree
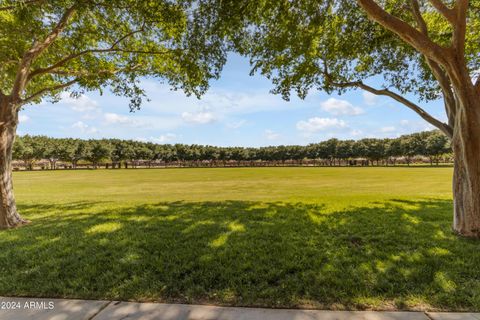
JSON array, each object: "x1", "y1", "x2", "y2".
[
  {"x1": 71, "y1": 140, "x2": 88, "y2": 169},
  {"x1": 110, "y1": 140, "x2": 134, "y2": 169},
  {"x1": 0, "y1": 0, "x2": 226, "y2": 227},
  {"x1": 386, "y1": 139, "x2": 403, "y2": 166},
  {"x1": 43, "y1": 137, "x2": 61, "y2": 169},
  {"x1": 154, "y1": 144, "x2": 176, "y2": 165},
  {"x1": 12, "y1": 136, "x2": 35, "y2": 170},
  {"x1": 336, "y1": 140, "x2": 354, "y2": 166},
  {"x1": 217, "y1": 0, "x2": 480, "y2": 237},
  {"x1": 401, "y1": 133, "x2": 427, "y2": 165},
  {"x1": 361, "y1": 138, "x2": 386, "y2": 166},
  {"x1": 133, "y1": 144, "x2": 154, "y2": 168},
  {"x1": 57, "y1": 138, "x2": 80, "y2": 168},
  {"x1": 15, "y1": 135, "x2": 46, "y2": 170},
  {"x1": 305, "y1": 144, "x2": 319, "y2": 166},
  {"x1": 85, "y1": 140, "x2": 112, "y2": 169},
  {"x1": 175, "y1": 144, "x2": 188, "y2": 166},
  {"x1": 425, "y1": 130, "x2": 451, "y2": 165},
  {"x1": 320, "y1": 139, "x2": 338, "y2": 166}
]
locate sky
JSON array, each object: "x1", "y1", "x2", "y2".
[{"x1": 18, "y1": 54, "x2": 447, "y2": 147}]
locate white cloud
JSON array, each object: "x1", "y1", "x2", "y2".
[
  {"x1": 19, "y1": 114, "x2": 29, "y2": 123},
  {"x1": 72, "y1": 121, "x2": 88, "y2": 130},
  {"x1": 362, "y1": 92, "x2": 378, "y2": 106},
  {"x1": 181, "y1": 111, "x2": 216, "y2": 124},
  {"x1": 61, "y1": 92, "x2": 99, "y2": 112},
  {"x1": 72, "y1": 121, "x2": 98, "y2": 134},
  {"x1": 320, "y1": 98, "x2": 363, "y2": 116},
  {"x1": 296, "y1": 117, "x2": 347, "y2": 133},
  {"x1": 264, "y1": 129, "x2": 280, "y2": 140},
  {"x1": 380, "y1": 126, "x2": 396, "y2": 133},
  {"x1": 104, "y1": 113, "x2": 135, "y2": 125}
]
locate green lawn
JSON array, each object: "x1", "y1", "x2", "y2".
[{"x1": 2, "y1": 167, "x2": 480, "y2": 311}]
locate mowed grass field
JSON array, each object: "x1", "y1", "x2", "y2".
[{"x1": 2, "y1": 167, "x2": 480, "y2": 311}]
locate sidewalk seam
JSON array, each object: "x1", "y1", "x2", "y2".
[
  {"x1": 88, "y1": 300, "x2": 112, "y2": 320},
  {"x1": 423, "y1": 311, "x2": 434, "y2": 320}
]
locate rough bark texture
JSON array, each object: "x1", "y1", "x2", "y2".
[
  {"x1": 0, "y1": 96, "x2": 28, "y2": 228},
  {"x1": 451, "y1": 92, "x2": 480, "y2": 237}
]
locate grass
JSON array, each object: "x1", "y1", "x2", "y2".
[{"x1": 1, "y1": 167, "x2": 480, "y2": 311}]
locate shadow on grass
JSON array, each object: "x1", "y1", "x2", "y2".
[{"x1": 1, "y1": 199, "x2": 479, "y2": 311}]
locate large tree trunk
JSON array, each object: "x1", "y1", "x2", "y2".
[
  {"x1": 451, "y1": 94, "x2": 480, "y2": 237},
  {"x1": 0, "y1": 97, "x2": 28, "y2": 228}
]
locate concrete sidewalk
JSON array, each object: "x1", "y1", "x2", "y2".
[{"x1": 0, "y1": 297, "x2": 479, "y2": 320}]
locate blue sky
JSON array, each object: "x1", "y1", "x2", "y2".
[{"x1": 18, "y1": 54, "x2": 447, "y2": 147}]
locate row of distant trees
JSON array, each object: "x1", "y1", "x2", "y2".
[{"x1": 12, "y1": 130, "x2": 451, "y2": 170}]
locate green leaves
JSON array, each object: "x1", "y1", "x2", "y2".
[
  {"x1": 0, "y1": 0, "x2": 228, "y2": 109},
  {"x1": 213, "y1": 0, "x2": 478, "y2": 103}
]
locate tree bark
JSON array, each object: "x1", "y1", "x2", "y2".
[
  {"x1": 0, "y1": 96, "x2": 28, "y2": 228},
  {"x1": 451, "y1": 94, "x2": 480, "y2": 237}
]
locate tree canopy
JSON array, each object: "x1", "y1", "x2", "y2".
[
  {"x1": 200, "y1": 0, "x2": 480, "y2": 138},
  {"x1": 0, "y1": 0, "x2": 227, "y2": 109}
]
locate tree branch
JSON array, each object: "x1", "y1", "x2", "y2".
[
  {"x1": 409, "y1": 0, "x2": 457, "y2": 127},
  {"x1": 360, "y1": 83, "x2": 452, "y2": 138},
  {"x1": 324, "y1": 71, "x2": 453, "y2": 138},
  {"x1": 410, "y1": 0, "x2": 429, "y2": 35},
  {"x1": 28, "y1": 48, "x2": 169, "y2": 81},
  {"x1": 428, "y1": 0, "x2": 456, "y2": 23},
  {"x1": 20, "y1": 79, "x2": 78, "y2": 106},
  {"x1": 322, "y1": 58, "x2": 452, "y2": 138},
  {"x1": 429, "y1": 59, "x2": 457, "y2": 125},
  {"x1": 21, "y1": 63, "x2": 142, "y2": 106},
  {"x1": 11, "y1": 5, "x2": 76, "y2": 99},
  {"x1": 27, "y1": 27, "x2": 158, "y2": 80},
  {"x1": 452, "y1": 0, "x2": 468, "y2": 56},
  {"x1": 356, "y1": 0, "x2": 449, "y2": 66},
  {"x1": 48, "y1": 63, "x2": 142, "y2": 77}
]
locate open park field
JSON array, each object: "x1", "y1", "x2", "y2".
[{"x1": 1, "y1": 167, "x2": 479, "y2": 311}]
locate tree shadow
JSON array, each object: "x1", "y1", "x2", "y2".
[{"x1": 1, "y1": 199, "x2": 479, "y2": 311}]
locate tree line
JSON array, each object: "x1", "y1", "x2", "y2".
[{"x1": 12, "y1": 130, "x2": 451, "y2": 170}]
